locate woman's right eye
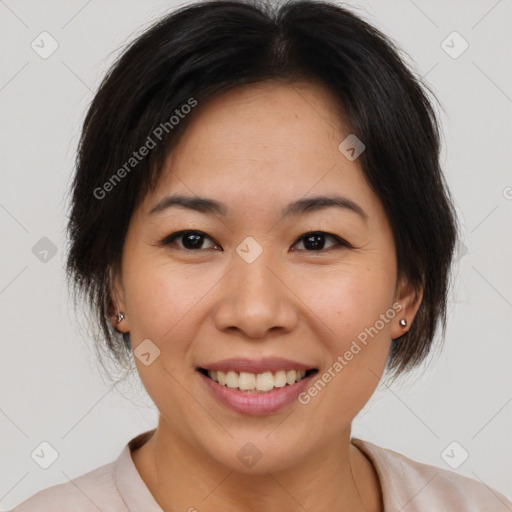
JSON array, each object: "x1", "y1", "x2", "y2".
[{"x1": 159, "y1": 230, "x2": 220, "y2": 251}]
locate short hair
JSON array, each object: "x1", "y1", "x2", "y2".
[{"x1": 66, "y1": 0, "x2": 458, "y2": 380}]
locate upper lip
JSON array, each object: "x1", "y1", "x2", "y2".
[{"x1": 198, "y1": 357, "x2": 316, "y2": 374}]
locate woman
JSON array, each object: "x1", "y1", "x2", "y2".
[{"x1": 14, "y1": 0, "x2": 511, "y2": 510}]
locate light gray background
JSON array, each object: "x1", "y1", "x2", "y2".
[{"x1": 1, "y1": 0, "x2": 511, "y2": 509}]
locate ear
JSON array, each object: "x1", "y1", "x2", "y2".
[
  {"x1": 390, "y1": 277, "x2": 423, "y2": 340},
  {"x1": 108, "y1": 266, "x2": 130, "y2": 333}
]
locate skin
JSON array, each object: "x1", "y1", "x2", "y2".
[{"x1": 112, "y1": 80, "x2": 422, "y2": 512}]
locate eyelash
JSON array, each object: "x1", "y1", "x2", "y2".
[{"x1": 158, "y1": 230, "x2": 353, "y2": 253}]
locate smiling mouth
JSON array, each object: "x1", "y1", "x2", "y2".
[{"x1": 198, "y1": 368, "x2": 318, "y2": 393}]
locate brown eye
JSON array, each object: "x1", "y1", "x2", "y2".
[
  {"x1": 160, "y1": 230, "x2": 220, "y2": 251},
  {"x1": 292, "y1": 231, "x2": 351, "y2": 252}
]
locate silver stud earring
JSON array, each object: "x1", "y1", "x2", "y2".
[
  {"x1": 116, "y1": 312, "x2": 125, "y2": 324},
  {"x1": 399, "y1": 318, "x2": 407, "y2": 327}
]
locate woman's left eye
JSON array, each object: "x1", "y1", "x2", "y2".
[
  {"x1": 159, "y1": 230, "x2": 351, "y2": 252},
  {"x1": 292, "y1": 231, "x2": 351, "y2": 251}
]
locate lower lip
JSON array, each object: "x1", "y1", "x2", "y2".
[{"x1": 198, "y1": 371, "x2": 315, "y2": 416}]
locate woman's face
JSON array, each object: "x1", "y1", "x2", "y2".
[{"x1": 114, "y1": 81, "x2": 417, "y2": 472}]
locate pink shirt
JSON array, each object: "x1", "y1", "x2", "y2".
[{"x1": 13, "y1": 429, "x2": 511, "y2": 511}]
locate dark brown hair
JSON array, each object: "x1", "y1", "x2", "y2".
[{"x1": 66, "y1": 0, "x2": 458, "y2": 380}]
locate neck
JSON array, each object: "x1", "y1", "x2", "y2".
[{"x1": 131, "y1": 416, "x2": 382, "y2": 512}]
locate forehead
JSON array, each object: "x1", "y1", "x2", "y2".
[
  {"x1": 141, "y1": 80, "x2": 378, "y2": 220},
  {"x1": 170, "y1": 80, "x2": 350, "y2": 164}
]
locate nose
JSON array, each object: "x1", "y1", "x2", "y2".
[{"x1": 213, "y1": 250, "x2": 299, "y2": 339}]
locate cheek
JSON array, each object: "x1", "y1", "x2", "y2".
[
  {"x1": 296, "y1": 264, "x2": 396, "y2": 420},
  {"x1": 123, "y1": 265, "x2": 207, "y2": 412},
  {"x1": 304, "y1": 262, "x2": 396, "y2": 347},
  {"x1": 123, "y1": 261, "x2": 214, "y2": 345}
]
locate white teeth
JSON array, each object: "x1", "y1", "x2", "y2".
[
  {"x1": 256, "y1": 372, "x2": 274, "y2": 392},
  {"x1": 286, "y1": 370, "x2": 297, "y2": 385},
  {"x1": 225, "y1": 370, "x2": 238, "y2": 389},
  {"x1": 274, "y1": 370, "x2": 287, "y2": 388},
  {"x1": 238, "y1": 372, "x2": 256, "y2": 390},
  {"x1": 206, "y1": 369, "x2": 310, "y2": 392}
]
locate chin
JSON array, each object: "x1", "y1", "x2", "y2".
[{"x1": 196, "y1": 430, "x2": 312, "y2": 475}]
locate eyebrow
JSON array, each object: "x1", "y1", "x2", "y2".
[{"x1": 149, "y1": 193, "x2": 368, "y2": 221}]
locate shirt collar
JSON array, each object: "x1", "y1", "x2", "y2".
[
  {"x1": 114, "y1": 428, "x2": 163, "y2": 512},
  {"x1": 113, "y1": 429, "x2": 396, "y2": 511}
]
